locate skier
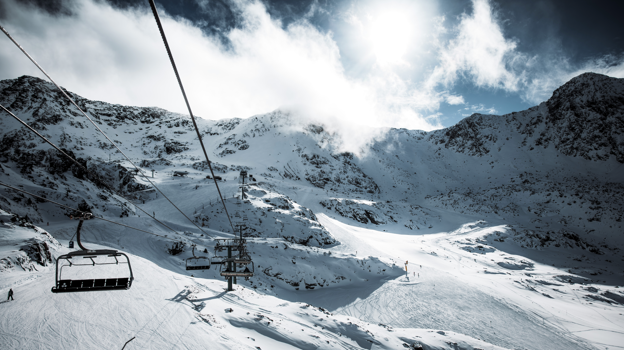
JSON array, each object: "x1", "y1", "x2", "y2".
[{"x1": 7, "y1": 288, "x2": 13, "y2": 301}]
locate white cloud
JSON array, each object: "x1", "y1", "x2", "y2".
[
  {"x1": 428, "y1": 0, "x2": 528, "y2": 91},
  {"x1": 2, "y1": 0, "x2": 622, "y2": 143},
  {"x1": 460, "y1": 103, "x2": 497, "y2": 117},
  {"x1": 523, "y1": 54, "x2": 624, "y2": 104},
  {"x1": 425, "y1": 0, "x2": 624, "y2": 106},
  {"x1": 0, "y1": 0, "x2": 445, "y2": 154},
  {"x1": 445, "y1": 94, "x2": 465, "y2": 105}
]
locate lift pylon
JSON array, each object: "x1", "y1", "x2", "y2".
[{"x1": 210, "y1": 170, "x2": 255, "y2": 291}]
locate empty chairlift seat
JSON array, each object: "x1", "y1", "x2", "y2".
[
  {"x1": 52, "y1": 250, "x2": 134, "y2": 293},
  {"x1": 186, "y1": 256, "x2": 211, "y2": 270},
  {"x1": 186, "y1": 244, "x2": 211, "y2": 271},
  {"x1": 220, "y1": 261, "x2": 254, "y2": 278}
]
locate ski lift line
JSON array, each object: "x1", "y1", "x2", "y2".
[
  {"x1": 0, "y1": 103, "x2": 85, "y2": 172},
  {"x1": 0, "y1": 24, "x2": 213, "y2": 239},
  {"x1": 0, "y1": 103, "x2": 183, "y2": 237},
  {"x1": 0, "y1": 181, "x2": 179, "y2": 240},
  {"x1": 147, "y1": 0, "x2": 236, "y2": 235}
]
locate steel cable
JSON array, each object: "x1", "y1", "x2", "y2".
[
  {"x1": 0, "y1": 23, "x2": 213, "y2": 237},
  {"x1": 0, "y1": 181, "x2": 174, "y2": 240},
  {"x1": 147, "y1": 0, "x2": 236, "y2": 234},
  {"x1": 0, "y1": 102, "x2": 181, "y2": 236}
]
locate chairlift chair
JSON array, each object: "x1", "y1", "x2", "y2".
[
  {"x1": 186, "y1": 244, "x2": 211, "y2": 271},
  {"x1": 219, "y1": 260, "x2": 254, "y2": 279},
  {"x1": 186, "y1": 256, "x2": 211, "y2": 270},
  {"x1": 52, "y1": 214, "x2": 134, "y2": 293},
  {"x1": 231, "y1": 252, "x2": 252, "y2": 266},
  {"x1": 210, "y1": 254, "x2": 228, "y2": 267}
]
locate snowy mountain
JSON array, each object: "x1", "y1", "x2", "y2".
[{"x1": 1, "y1": 73, "x2": 623, "y2": 349}]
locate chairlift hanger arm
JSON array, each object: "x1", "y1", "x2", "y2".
[{"x1": 74, "y1": 214, "x2": 93, "y2": 251}]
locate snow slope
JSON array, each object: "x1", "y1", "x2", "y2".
[{"x1": 1, "y1": 73, "x2": 624, "y2": 349}]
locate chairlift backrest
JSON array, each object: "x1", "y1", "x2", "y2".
[{"x1": 51, "y1": 215, "x2": 134, "y2": 293}]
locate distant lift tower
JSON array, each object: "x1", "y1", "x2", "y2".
[{"x1": 212, "y1": 170, "x2": 255, "y2": 291}]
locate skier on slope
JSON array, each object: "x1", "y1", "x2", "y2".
[{"x1": 7, "y1": 288, "x2": 14, "y2": 301}]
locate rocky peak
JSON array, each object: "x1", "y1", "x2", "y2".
[
  {"x1": 550, "y1": 72, "x2": 624, "y2": 104},
  {"x1": 427, "y1": 73, "x2": 624, "y2": 162},
  {"x1": 544, "y1": 73, "x2": 624, "y2": 162}
]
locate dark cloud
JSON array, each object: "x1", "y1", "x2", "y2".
[
  {"x1": 1, "y1": 0, "x2": 75, "y2": 17},
  {"x1": 495, "y1": 0, "x2": 624, "y2": 60}
]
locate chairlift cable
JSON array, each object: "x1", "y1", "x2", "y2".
[
  {"x1": 0, "y1": 181, "x2": 176, "y2": 240},
  {"x1": 0, "y1": 103, "x2": 180, "y2": 236},
  {"x1": 0, "y1": 24, "x2": 213, "y2": 238},
  {"x1": 147, "y1": 0, "x2": 236, "y2": 235},
  {"x1": 0, "y1": 104, "x2": 84, "y2": 173}
]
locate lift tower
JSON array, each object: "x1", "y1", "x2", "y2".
[{"x1": 212, "y1": 170, "x2": 255, "y2": 291}]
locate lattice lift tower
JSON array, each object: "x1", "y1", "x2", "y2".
[{"x1": 212, "y1": 170, "x2": 254, "y2": 291}]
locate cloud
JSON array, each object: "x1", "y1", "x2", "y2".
[
  {"x1": 523, "y1": 53, "x2": 624, "y2": 104},
  {"x1": 0, "y1": 0, "x2": 445, "y2": 154},
  {"x1": 426, "y1": 0, "x2": 624, "y2": 106},
  {"x1": 3, "y1": 0, "x2": 622, "y2": 146},
  {"x1": 428, "y1": 0, "x2": 529, "y2": 91},
  {"x1": 445, "y1": 94, "x2": 465, "y2": 105},
  {"x1": 460, "y1": 103, "x2": 497, "y2": 116}
]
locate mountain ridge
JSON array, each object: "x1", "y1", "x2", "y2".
[
  {"x1": 1, "y1": 73, "x2": 622, "y2": 246},
  {"x1": 432, "y1": 72, "x2": 624, "y2": 162}
]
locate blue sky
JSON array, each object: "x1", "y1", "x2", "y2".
[{"x1": 1, "y1": 0, "x2": 623, "y2": 131}]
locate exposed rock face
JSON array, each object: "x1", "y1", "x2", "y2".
[
  {"x1": 0, "y1": 212, "x2": 60, "y2": 272},
  {"x1": 431, "y1": 73, "x2": 624, "y2": 163},
  {"x1": 544, "y1": 73, "x2": 624, "y2": 162}
]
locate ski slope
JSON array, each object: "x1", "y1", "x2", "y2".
[
  {"x1": 2, "y1": 210, "x2": 623, "y2": 349},
  {"x1": 317, "y1": 215, "x2": 624, "y2": 350},
  {"x1": 2, "y1": 213, "x2": 513, "y2": 350}
]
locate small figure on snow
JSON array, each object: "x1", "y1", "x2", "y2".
[{"x1": 7, "y1": 288, "x2": 14, "y2": 301}]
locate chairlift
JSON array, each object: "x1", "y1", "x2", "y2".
[
  {"x1": 186, "y1": 244, "x2": 211, "y2": 271},
  {"x1": 219, "y1": 260, "x2": 254, "y2": 280},
  {"x1": 232, "y1": 252, "x2": 252, "y2": 266},
  {"x1": 52, "y1": 214, "x2": 134, "y2": 293},
  {"x1": 210, "y1": 254, "x2": 226, "y2": 266}
]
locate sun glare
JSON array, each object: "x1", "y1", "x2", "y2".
[{"x1": 369, "y1": 11, "x2": 412, "y2": 65}]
